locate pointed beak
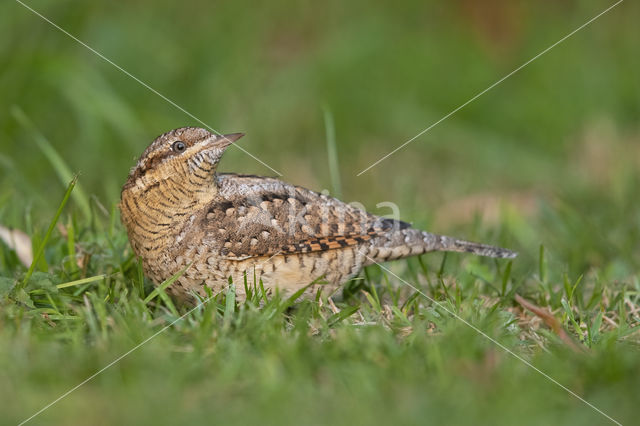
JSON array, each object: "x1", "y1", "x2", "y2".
[
  {"x1": 217, "y1": 133, "x2": 244, "y2": 148},
  {"x1": 197, "y1": 132, "x2": 244, "y2": 166}
]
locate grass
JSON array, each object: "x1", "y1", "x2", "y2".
[
  {"x1": 2, "y1": 203, "x2": 639, "y2": 425},
  {"x1": 2, "y1": 0, "x2": 640, "y2": 425}
]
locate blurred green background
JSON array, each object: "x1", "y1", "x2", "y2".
[
  {"x1": 2, "y1": 0, "x2": 637, "y2": 211},
  {"x1": 1, "y1": 0, "x2": 639, "y2": 425}
]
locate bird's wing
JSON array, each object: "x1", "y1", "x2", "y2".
[{"x1": 203, "y1": 174, "x2": 403, "y2": 259}]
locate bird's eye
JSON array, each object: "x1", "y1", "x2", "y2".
[{"x1": 172, "y1": 141, "x2": 186, "y2": 153}]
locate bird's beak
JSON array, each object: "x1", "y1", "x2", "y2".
[
  {"x1": 217, "y1": 133, "x2": 244, "y2": 148},
  {"x1": 198, "y1": 133, "x2": 244, "y2": 166}
]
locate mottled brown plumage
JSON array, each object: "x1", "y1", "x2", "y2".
[{"x1": 120, "y1": 127, "x2": 516, "y2": 304}]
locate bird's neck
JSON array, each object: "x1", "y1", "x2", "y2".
[{"x1": 120, "y1": 174, "x2": 218, "y2": 256}]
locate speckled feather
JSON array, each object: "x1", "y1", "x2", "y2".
[
  {"x1": 120, "y1": 127, "x2": 516, "y2": 304},
  {"x1": 205, "y1": 174, "x2": 399, "y2": 259}
]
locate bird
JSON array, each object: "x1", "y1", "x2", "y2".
[{"x1": 120, "y1": 127, "x2": 516, "y2": 305}]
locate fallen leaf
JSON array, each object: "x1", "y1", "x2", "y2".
[
  {"x1": 0, "y1": 225, "x2": 32, "y2": 267},
  {"x1": 515, "y1": 294, "x2": 585, "y2": 353}
]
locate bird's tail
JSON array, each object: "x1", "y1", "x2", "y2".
[
  {"x1": 429, "y1": 233, "x2": 517, "y2": 259},
  {"x1": 364, "y1": 226, "x2": 517, "y2": 265}
]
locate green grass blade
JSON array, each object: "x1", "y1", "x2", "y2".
[
  {"x1": 327, "y1": 305, "x2": 359, "y2": 327},
  {"x1": 223, "y1": 277, "x2": 236, "y2": 329},
  {"x1": 19, "y1": 175, "x2": 77, "y2": 290},
  {"x1": 438, "y1": 252, "x2": 448, "y2": 278},
  {"x1": 30, "y1": 230, "x2": 49, "y2": 272},
  {"x1": 538, "y1": 244, "x2": 547, "y2": 284},
  {"x1": 323, "y1": 106, "x2": 342, "y2": 198},
  {"x1": 156, "y1": 285, "x2": 179, "y2": 317},
  {"x1": 144, "y1": 263, "x2": 191, "y2": 304},
  {"x1": 501, "y1": 260, "x2": 513, "y2": 296},
  {"x1": 390, "y1": 305, "x2": 411, "y2": 326},
  {"x1": 588, "y1": 310, "x2": 604, "y2": 346},
  {"x1": 57, "y1": 274, "x2": 106, "y2": 289}
]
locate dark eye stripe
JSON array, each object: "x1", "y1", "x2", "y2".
[{"x1": 125, "y1": 140, "x2": 190, "y2": 187}]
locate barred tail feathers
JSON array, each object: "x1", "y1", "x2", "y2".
[
  {"x1": 428, "y1": 233, "x2": 517, "y2": 259},
  {"x1": 365, "y1": 227, "x2": 517, "y2": 264}
]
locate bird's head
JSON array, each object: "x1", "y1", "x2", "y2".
[{"x1": 121, "y1": 127, "x2": 243, "y2": 209}]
